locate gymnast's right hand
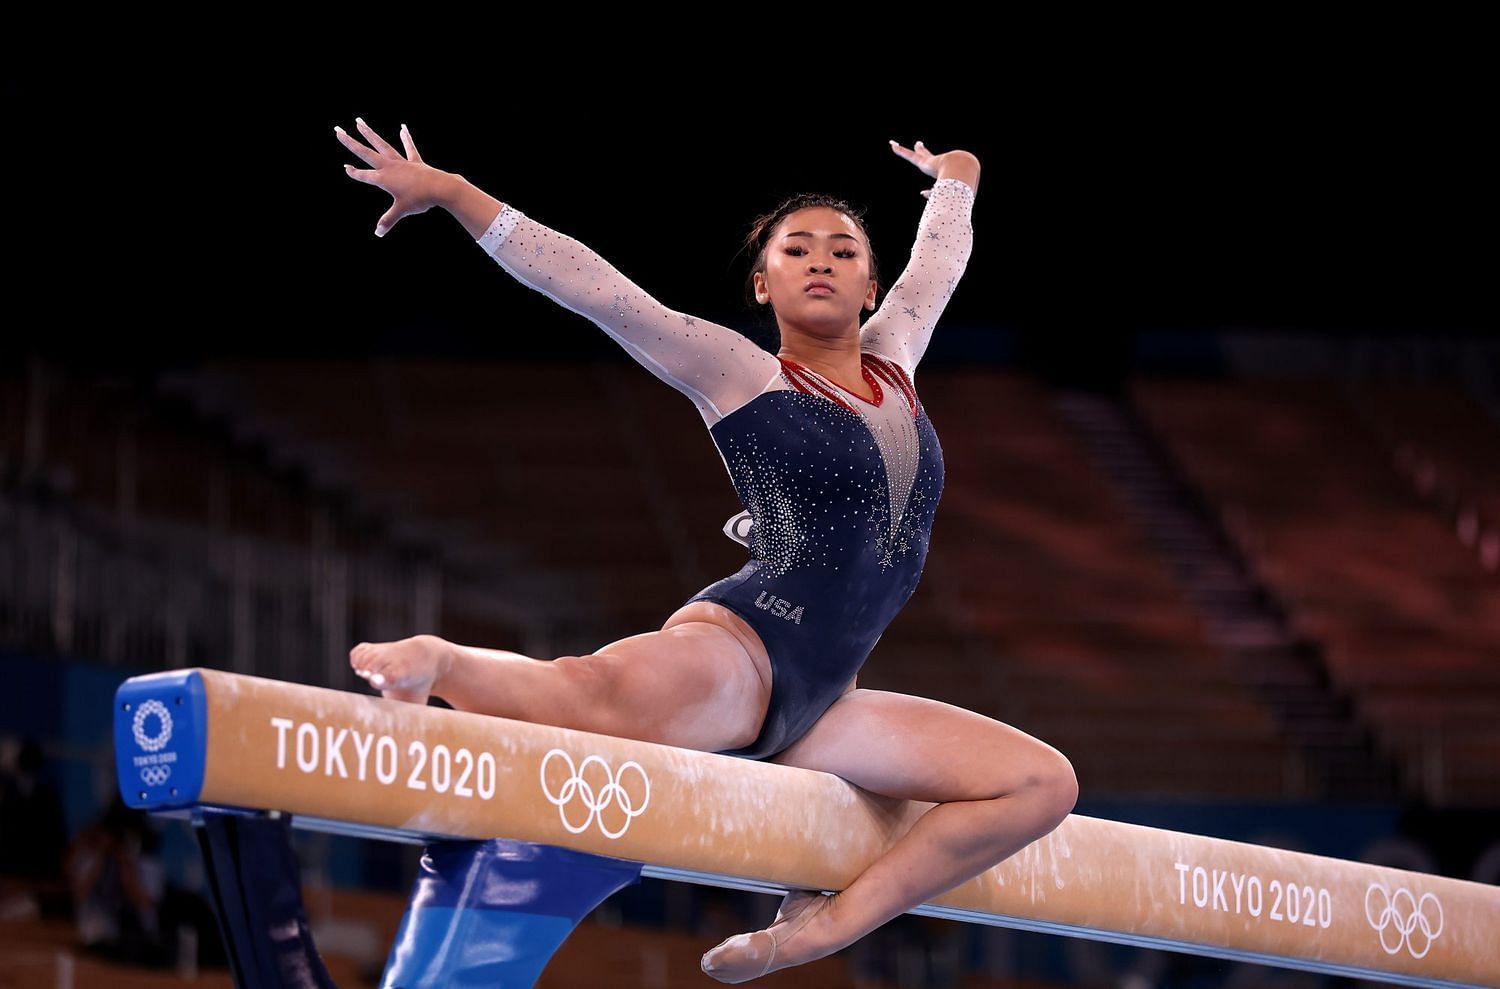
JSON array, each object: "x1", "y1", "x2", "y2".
[{"x1": 334, "y1": 117, "x2": 450, "y2": 238}]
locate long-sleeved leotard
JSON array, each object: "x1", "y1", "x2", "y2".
[{"x1": 476, "y1": 177, "x2": 976, "y2": 759}]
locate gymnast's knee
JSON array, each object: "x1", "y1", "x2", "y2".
[{"x1": 1032, "y1": 756, "x2": 1080, "y2": 829}]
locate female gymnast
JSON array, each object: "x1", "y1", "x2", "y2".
[{"x1": 335, "y1": 117, "x2": 1078, "y2": 983}]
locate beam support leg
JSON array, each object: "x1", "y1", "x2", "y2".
[
  {"x1": 382, "y1": 838, "x2": 644, "y2": 988},
  {"x1": 196, "y1": 810, "x2": 337, "y2": 988}
]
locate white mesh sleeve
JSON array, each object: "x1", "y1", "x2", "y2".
[
  {"x1": 476, "y1": 203, "x2": 781, "y2": 427},
  {"x1": 858, "y1": 177, "x2": 976, "y2": 380}
]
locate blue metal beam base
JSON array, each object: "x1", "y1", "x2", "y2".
[{"x1": 382, "y1": 838, "x2": 644, "y2": 989}]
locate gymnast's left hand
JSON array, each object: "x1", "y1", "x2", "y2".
[{"x1": 888, "y1": 140, "x2": 980, "y2": 196}]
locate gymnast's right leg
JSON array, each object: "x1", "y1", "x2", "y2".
[{"x1": 348, "y1": 621, "x2": 770, "y2": 753}]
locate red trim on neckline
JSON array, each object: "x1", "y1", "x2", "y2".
[
  {"x1": 862, "y1": 352, "x2": 918, "y2": 417},
  {"x1": 783, "y1": 362, "x2": 856, "y2": 413},
  {"x1": 777, "y1": 354, "x2": 884, "y2": 408}
]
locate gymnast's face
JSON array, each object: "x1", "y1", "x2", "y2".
[{"x1": 755, "y1": 207, "x2": 878, "y2": 333}]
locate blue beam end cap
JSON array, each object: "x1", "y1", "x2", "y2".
[{"x1": 114, "y1": 669, "x2": 207, "y2": 810}]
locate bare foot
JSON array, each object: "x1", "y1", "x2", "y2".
[
  {"x1": 349, "y1": 634, "x2": 452, "y2": 705},
  {"x1": 700, "y1": 889, "x2": 840, "y2": 983}
]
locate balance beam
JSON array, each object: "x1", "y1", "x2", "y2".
[{"x1": 115, "y1": 668, "x2": 1498, "y2": 988}]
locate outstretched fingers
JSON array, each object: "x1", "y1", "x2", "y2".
[
  {"x1": 334, "y1": 116, "x2": 418, "y2": 171},
  {"x1": 334, "y1": 125, "x2": 382, "y2": 167},
  {"x1": 398, "y1": 122, "x2": 423, "y2": 163},
  {"x1": 888, "y1": 138, "x2": 932, "y2": 164},
  {"x1": 890, "y1": 139, "x2": 939, "y2": 196},
  {"x1": 354, "y1": 116, "x2": 401, "y2": 158}
]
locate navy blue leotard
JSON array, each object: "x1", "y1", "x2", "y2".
[
  {"x1": 475, "y1": 177, "x2": 976, "y2": 760},
  {"x1": 686, "y1": 350, "x2": 945, "y2": 758}
]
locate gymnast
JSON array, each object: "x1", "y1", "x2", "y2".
[{"x1": 334, "y1": 117, "x2": 1078, "y2": 983}]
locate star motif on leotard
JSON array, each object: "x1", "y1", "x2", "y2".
[
  {"x1": 925, "y1": 230, "x2": 941, "y2": 241},
  {"x1": 902, "y1": 306, "x2": 920, "y2": 321},
  {"x1": 534, "y1": 244, "x2": 546, "y2": 258},
  {"x1": 946, "y1": 275, "x2": 958, "y2": 297},
  {"x1": 680, "y1": 315, "x2": 697, "y2": 326},
  {"x1": 609, "y1": 293, "x2": 633, "y2": 320}
]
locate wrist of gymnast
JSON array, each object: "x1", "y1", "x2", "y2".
[
  {"x1": 933, "y1": 153, "x2": 980, "y2": 199},
  {"x1": 434, "y1": 171, "x2": 511, "y2": 242}
]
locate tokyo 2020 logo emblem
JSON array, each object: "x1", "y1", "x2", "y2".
[{"x1": 132, "y1": 700, "x2": 173, "y2": 753}]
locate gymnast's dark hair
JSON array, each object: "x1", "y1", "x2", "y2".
[{"x1": 740, "y1": 192, "x2": 882, "y2": 328}]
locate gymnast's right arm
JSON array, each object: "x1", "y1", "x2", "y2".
[
  {"x1": 336, "y1": 117, "x2": 778, "y2": 426},
  {"x1": 452, "y1": 180, "x2": 779, "y2": 425}
]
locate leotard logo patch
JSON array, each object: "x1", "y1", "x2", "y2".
[
  {"x1": 754, "y1": 590, "x2": 804, "y2": 624},
  {"x1": 723, "y1": 510, "x2": 753, "y2": 547}
]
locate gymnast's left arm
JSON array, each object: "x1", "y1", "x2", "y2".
[{"x1": 860, "y1": 144, "x2": 979, "y2": 379}]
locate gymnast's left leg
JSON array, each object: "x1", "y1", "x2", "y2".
[{"x1": 700, "y1": 689, "x2": 1078, "y2": 983}]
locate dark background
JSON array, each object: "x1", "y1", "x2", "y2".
[{"x1": 11, "y1": 37, "x2": 1491, "y2": 377}]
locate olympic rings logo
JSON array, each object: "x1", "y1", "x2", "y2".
[
  {"x1": 1365, "y1": 882, "x2": 1444, "y2": 959},
  {"x1": 139, "y1": 765, "x2": 171, "y2": 787},
  {"x1": 132, "y1": 700, "x2": 173, "y2": 752},
  {"x1": 539, "y1": 749, "x2": 651, "y2": 839}
]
